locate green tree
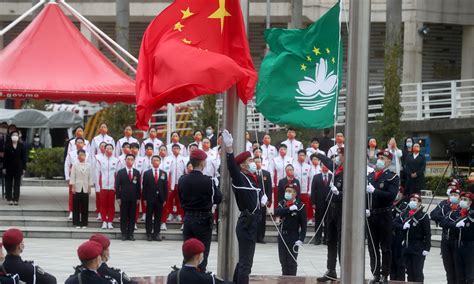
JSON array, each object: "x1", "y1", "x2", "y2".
[
  {"x1": 195, "y1": 95, "x2": 218, "y2": 131},
  {"x1": 101, "y1": 103, "x2": 135, "y2": 138}
]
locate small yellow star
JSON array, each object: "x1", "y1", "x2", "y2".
[
  {"x1": 181, "y1": 7, "x2": 194, "y2": 19},
  {"x1": 306, "y1": 55, "x2": 312, "y2": 62},
  {"x1": 326, "y1": 48, "x2": 331, "y2": 54},
  {"x1": 182, "y1": 38, "x2": 192, "y2": 44},
  {"x1": 174, "y1": 22, "x2": 185, "y2": 32},
  {"x1": 312, "y1": 47, "x2": 321, "y2": 56},
  {"x1": 331, "y1": 57, "x2": 336, "y2": 64},
  {"x1": 300, "y1": 64, "x2": 307, "y2": 71}
]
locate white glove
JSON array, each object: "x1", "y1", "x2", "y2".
[
  {"x1": 446, "y1": 188, "x2": 451, "y2": 196},
  {"x1": 403, "y1": 222, "x2": 411, "y2": 230},
  {"x1": 222, "y1": 129, "x2": 233, "y2": 147},
  {"x1": 295, "y1": 240, "x2": 303, "y2": 247},
  {"x1": 289, "y1": 205, "x2": 298, "y2": 211},
  {"x1": 367, "y1": 183, "x2": 375, "y2": 194},
  {"x1": 366, "y1": 209, "x2": 371, "y2": 217},
  {"x1": 422, "y1": 250, "x2": 429, "y2": 256},
  {"x1": 261, "y1": 194, "x2": 268, "y2": 206},
  {"x1": 456, "y1": 220, "x2": 466, "y2": 228},
  {"x1": 331, "y1": 185, "x2": 339, "y2": 195}
]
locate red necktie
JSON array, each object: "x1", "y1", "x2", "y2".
[
  {"x1": 128, "y1": 170, "x2": 132, "y2": 182},
  {"x1": 323, "y1": 175, "x2": 328, "y2": 186},
  {"x1": 154, "y1": 169, "x2": 158, "y2": 183}
]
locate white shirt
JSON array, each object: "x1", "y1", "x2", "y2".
[
  {"x1": 169, "y1": 154, "x2": 187, "y2": 189},
  {"x1": 270, "y1": 155, "x2": 293, "y2": 187},
  {"x1": 261, "y1": 144, "x2": 277, "y2": 162},
  {"x1": 294, "y1": 161, "x2": 311, "y2": 194},
  {"x1": 327, "y1": 143, "x2": 344, "y2": 158},
  {"x1": 167, "y1": 142, "x2": 188, "y2": 157},
  {"x1": 64, "y1": 151, "x2": 91, "y2": 180},
  {"x1": 90, "y1": 134, "x2": 115, "y2": 157},
  {"x1": 202, "y1": 148, "x2": 218, "y2": 178},
  {"x1": 282, "y1": 139, "x2": 304, "y2": 160},
  {"x1": 68, "y1": 138, "x2": 91, "y2": 155},
  {"x1": 117, "y1": 154, "x2": 127, "y2": 170},
  {"x1": 140, "y1": 137, "x2": 163, "y2": 156},
  {"x1": 367, "y1": 166, "x2": 375, "y2": 176},
  {"x1": 133, "y1": 156, "x2": 147, "y2": 175},
  {"x1": 115, "y1": 136, "x2": 139, "y2": 156},
  {"x1": 309, "y1": 164, "x2": 321, "y2": 189},
  {"x1": 246, "y1": 141, "x2": 253, "y2": 152},
  {"x1": 413, "y1": 153, "x2": 419, "y2": 159},
  {"x1": 96, "y1": 155, "x2": 120, "y2": 190},
  {"x1": 160, "y1": 156, "x2": 173, "y2": 174},
  {"x1": 306, "y1": 147, "x2": 326, "y2": 162},
  {"x1": 142, "y1": 155, "x2": 154, "y2": 172}
]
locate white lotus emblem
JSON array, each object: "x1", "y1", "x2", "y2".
[{"x1": 295, "y1": 58, "x2": 338, "y2": 111}]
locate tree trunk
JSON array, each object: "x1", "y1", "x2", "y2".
[
  {"x1": 290, "y1": 0, "x2": 303, "y2": 29},
  {"x1": 115, "y1": 0, "x2": 130, "y2": 71}
]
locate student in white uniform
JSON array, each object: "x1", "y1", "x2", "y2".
[
  {"x1": 202, "y1": 137, "x2": 218, "y2": 178},
  {"x1": 67, "y1": 126, "x2": 90, "y2": 155},
  {"x1": 96, "y1": 144, "x2": 120, "y2": 229},
  {"x1": 115, "y1": 125, "x2": 139, "y2": 156},
  {"x1": 90, "y1": 123, "x2": 115, "y2": 157},
  {"x1": 270, "y1": 144, "x2": 293, "y2": 204},
  {"x1": 260, "y1": 134, "x2": 277, "y2": 163},
  {"x1": 117, "y1": 142, "x2": 131, "y2": 170},
  {"x1": 306, "y1": 138, "x2": 326, "y2": 162},
  {"x1": 167, "y1": 131, "x2": 188, "y2": 157},
  {"x1": 142, "y1": 143, "x2": 155, "y2": 172},
  {"x1": 282, "y1": 128, "x2": 303, "y2": 161},
  {"x1": 140, "y1": 127, "x2": 163, "y2": 156},
  {"x1": 293, "y1": 150, "x2": 313, "y2": 225},
  {"x1": 191, "y1": 130, "x2": 203, "y2": 149},
  {"x1": 327, "y1": 132, "x2": 344, "y2": 159}
]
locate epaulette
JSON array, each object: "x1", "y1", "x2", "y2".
[
  {"x1": 171, "y1": 265, "x2": 180, "y2": 272},
  {"x1": 385, "y1": 171, "x2": 398, "y2": 182}
]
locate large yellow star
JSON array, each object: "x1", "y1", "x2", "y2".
[
  {"x1": 174, "y1": 22, "x2": 185, "y2": 32},
  {"x1": 208, "y1": 0, "x2": 231, "y2": 33},
  {"x1": 181, "y1": 7, "x2": 194, "y2": 20},
  {"x1": 312, "y1": 47, "x2": 321, "y2": 56}
]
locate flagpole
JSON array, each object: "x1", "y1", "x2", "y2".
[
  {"x1": 217, "y1": 0, "x2": 249, "y2": 280},
  {"x1": 341, "y1": 0, "x2": 371, "y2": 283}
]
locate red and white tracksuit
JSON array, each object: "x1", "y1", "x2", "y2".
[
  {"x1": 96, "y1": 156, "x2": 119, "y2": 223},
  {"x1": 294, "y1": 161, "x2": 313, "y2": 220},
  {"x1": 162, "y1": 155, "x2": 187, "y2": 223},
  {"x1": 270, "y1": 155, "x2": 293, "y2": 203}
]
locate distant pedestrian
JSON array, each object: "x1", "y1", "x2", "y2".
[
  {"x1": 2, "y1": 131, "x2": 26, "y2": 206},
  {"x1": 404, "y1": 143, "x2": 426, "y2": 197},
  {"x1": 69, "y1": 149, "x2": 94, "y2": 229}
]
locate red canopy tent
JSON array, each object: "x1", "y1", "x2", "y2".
[{"x1": 0, "y1": 3, "x2": 135, "y2": 104}]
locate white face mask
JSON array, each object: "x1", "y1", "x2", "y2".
[
  {"x1": 460, "y1": 200, "x2": 470, "y2": 209},
  {"x1": 11, "y1": 135, "x2": 19, "y2": 142},
  {"x1": 205, "y1": 129, "x2": 213, "y2": 136},
  {"x1": 34, "y1": 138, "x2": 40, "y2": 142},
  {"x1": 248, "y1": 162, "x2": 257, "y2": 173},
  {"x1": 375, "y1": 159, "x2": 386, "y2": 170},
  {"x1": 408, "y1": 201, "x2": 418, "y2": 210}
]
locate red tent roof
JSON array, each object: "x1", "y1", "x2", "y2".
[{"x1": 0, "y1": 3, "x2": 135, "y2": 104}]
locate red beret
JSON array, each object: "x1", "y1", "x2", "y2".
[
  {"x1": 410, "y1": 193, "x2": 422, "y2": 202},
  {"x1": 235, "y1": 151, "x2": 252, "y2": 165},
  {"x1": 461, "y1": 192, "x2": 473, "y2": 200},
  {"x1": 377, "y1": 149, "x2": 393, "y2": 160},
  {"x1": 448, "y1": 187, "x2": 461, "y2": 195},
  {"x1": 78, "y1": 241, "x2": 103, "y2": 261},
  {"x1": 337, "y1": 147, "x2": 344, "y2": 155},
  {"x1": 2, "y1": 228, "x2": 24, "y2": 246},
  {"x1": 89, "y1": 234, "x2": 110, "y2": 250},
  {"x1": 182, "y1": 238, "x2": 205, "y2": 258},
  {"x1": 190, "y1": 149, "x2": 207, "y2": 161}
]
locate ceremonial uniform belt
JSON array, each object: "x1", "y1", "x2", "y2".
[
  {"x1": 458, "y1": 240, "x2": 474, "y2": 247},
  {"x1": 370, "y1": 206, "x2": 392, "y2": 214},
  {"x1": 186, "y1": 211, "x2": 212, "y2": 217},
  {"x1": 330, "y1": 203, "x2": 342, "y2": 208}
]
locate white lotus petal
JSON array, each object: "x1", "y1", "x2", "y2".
[
  {"x1": 315, "y1": 58, "x2": 327, "y2": 84},
  {"x1": 297, "y1": 80, "x2": 318, "y2": 96},
  {"x1": 320, "y1": 75, "x2": 337, "y2": 94}
]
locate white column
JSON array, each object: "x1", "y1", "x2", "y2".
[
  {"x1": 460, "y1": 25, "x2": 474, "y2": 117},
  {"x1": 402, "y1": 21, "x2": 423, "y2": 84},
  {"x1": 80, "y1": 22, "x2": 98, "y2": 47}
]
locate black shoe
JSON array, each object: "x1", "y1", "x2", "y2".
[
  {"x1": 153, "y1": 234, "x2": 162, "y2": 242},
  {"x1": 147, "y1": 235, "x2": 153, "y2": 242},
  {"x1": 314, "y1": 239, "x2": 322, "y2": 245},
  {"x1": 379, "y1": 275, "x2": 388, "y2": 284},
  {"x1": 121, "y1": 235, "x2": 127, "y2": 241},
  {"x1": 368, "y1": 275, "x2": 380, "y2": 284},
  {"x1": 316, "y1": 270, "x2": 337, "y2": 282},
  {"x1": 129, "y1": 234, "x2": 135, "y2": 241},
  {"x1": 257, "y1": 240, "x2": 266, "y2": 244}
]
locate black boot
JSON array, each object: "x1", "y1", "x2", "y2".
[
  {"x1": 368, "y1": 275, "x2": 380, "y2": 284},
  {"x1": 316, "y1": 270, "x2": 337, "y2": 282},
  {"x1": 379, "y1": 275, "x2": 388, "y2": 284},
  {"x1": 147, "y1": 234, "x2": 153, "y2": 242}
]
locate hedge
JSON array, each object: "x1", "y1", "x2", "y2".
[{"x1": 27, "y1": 147, "x2": 64, "y2": 179}]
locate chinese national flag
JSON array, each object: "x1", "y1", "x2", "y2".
[{"x1": 135, "y1": 0, "x2": 257, "y2": 130}]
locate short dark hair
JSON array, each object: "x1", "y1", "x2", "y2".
[
  {"x1": 310, "y1": 153, "x2": 319, "y2": 160},
  {"x1": 287, "y1": 128, "x2": 296, "y2": 132},
  {"x1": 99, "y1": 142, "x2": 107, "y2": 147},
  {"x1": 193, "y1": 130, "x2": 202, "y2": 136},
  {"x1": 298, "y1": 150, "x2": 306, "y2": 156},
  {"x1": 202, "y1": 137, "x2": 211, "y2": 143},
  {"x1": 148, "y1": 127, "x2": 157, "y2": 132},
  {"x1": 171, "y1": 131, "x2": 179, "y2": 137},
  {"x1": 278, "y1": 144, "x2": 287, "y2": 149},
  {"x1": 159, "y1": 145, "x2": 167, "y2": 151},
  {"x1": 253, "y1": 157, "x2": 262, "y2": 162},
  {"x1": 99, "y1": 122, "x2": 108, "y2": 128},
  {"x1": 190, "y1": 158, "x2": 203, "y2": 168},
  {"x1": 152, "y1": 155, "x2": 161, "y2": 161},
  {"x1": 4, "y1": 243, "x2": 17, "y2": 254},
  {"x1": 77, "y1": 149, "x2": 86, "y2": 155},
  {"x1": 125, "y1": 154, "x2": 135, "y2": 160},
  {"x1": 324, "y1": 128, "x2": 331, "y2": 135},
  {"x1": 285, "y1": 164, "x2": 294, "y2": 170},
  {"x1": 311, "y1": 137, "x2": 319, "y2": 143},
  {"x1": 121, "y1": 142, "x2": 130, "y2": 148},
  {"x1": 253, "y1": 147, "x2": 262, "y2": 153},
  {"x1": 130, "y1": 142, "x2": 140, "y2": 149},
  {"x1": 172, "y1": 144, "x2": 181, "y2": 150},
  {"x1": 73, "y1": 126, "x2": 84, "y2": 133},
  {"x1": 145, "y1": 143, "x2": 154, "y2": 150}
]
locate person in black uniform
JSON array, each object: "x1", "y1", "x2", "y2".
[
  {"x1": 318, "y1": 128, "x2": 334, "y2": 155},
  {"x1": 142, "y1": 155, "x2": 168, "y2": 241},
  {"x1": 277, "y1": 165, "x2": 301, "y2": 203},
  {"x1": 431, "y1": 186, "x2": 461, "y2": 284},
  {"x1": 115, "y1": 154, "x2": 141, "y2": 241},
  {"x1": 390, "y1": 190, "x2": 408, "y2": 281},
  {"x1": 222, "y1": 129, "x2": 264, "y2": 284},
  {"x1": 254, "y1": 156, "x2": 272, "y2": 244},
  {"x1": 179, "y1": 149, "x2": 222, "y2": 272},
  {"x1": 65, "y1": 240, "x2": 113, "y2": 284},
  {"x1": 89, "y1": 234, "x2": 136, "y2": 284},
  {"x1": 403, "y1": 143, "x2": 426, "y2": 197},
  {"x1": 310, "y1": 162, "x2": 333, "y2": 245},
  {"x1": 168, "y1": 238, "x2": 231, "y2": 284},
  {"x1": 441, "y1": 191, "x2": 474, "y2": 283},
  {"x1": 0, "y1": 241, "x2": 21, "y2": 284},
  {"x1": 315, "y1": 148, "x2": 344, "y2": 282},
  {"x1": 366, "y1": 149, "x2": 400, "y2": 284},
  {"x1": 2, "y1": 228, "x2": 57, "y2": 284},
  {"x1": 274, "y1": 184, "x2": 307, "y2": 276},
  {"x1": 394, "y1": 193, "x2": 431, "y2": 283},
  {"x1": 2, "y1": 131, "x2": 27, "y2": 206}
]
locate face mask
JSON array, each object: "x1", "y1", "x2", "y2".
[
  {"x1": 460, "y1": 200, "x2": 470, "y2": 209},
  {"x1": 205, "y1": 129, "x2": 213, "y2": 136},
  {"x1": 284, "y1": 192, "x2": 293, "y2": 201},
  {"x1": 449, "y1": 196, "x2": 459, "y2": 204},
  {"x1": 11, "y1": 135, "x2": 19, "y2": 142},
  {"x1": 413, "y1": 148, "x2": 420, "y2": 154},
  {"x1": 34, "y1": 138, "x2": 40, "y2": 142},
  {"x1": 248, "y1": 162, "x2": 257, "y2": 173},
  {"x1": 78, "y1": 156, "x2": 86, "y2": 162},
  {"x1": 406, "y1": 142, "x2": 413, "y2": 148},
  {"x1": 375, "y1": 159, "x2": 385, "y2": 170},
  {"x1": 335, "y1": 156, "x2": 341, "y2": 166},
  {"x1": 408, "y1": 201, "x2": 418, "y2": 210}
]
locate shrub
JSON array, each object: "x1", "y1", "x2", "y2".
[
  {"x1": 27, "y1": 147, "x2": 64, "y2": 179},
  {"x1": 425, "y1": 175, "x2": 451, "y2": 196}
]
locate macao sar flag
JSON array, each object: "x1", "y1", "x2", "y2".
[{"x1": 256, "y1": 1, "x2": 342, "y2": 129}]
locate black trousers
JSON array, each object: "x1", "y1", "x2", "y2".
[
  {"x1": 390, "y1": 232, "x2": 405, "y2": 281},
  {"x1": 454, "y1": 242, "x2": 474, "y2": 284},
  {"x1": 5, "y1": 174, "x2": 21, "y2": 202},
  {"x1": 72, "y1": 191, "x2": 89, "y2": 227},
  {"x1": 314, "y1": 202, "x2": 328, "y2": 242},
  {"x1": 257, "y1": 206, "x2": 267, "y2": 242},
  {"x1": 182, "y1": 214, "x2": 213, "y2": 271},
  {"x1": 233, "y1": 215, "x2": 258, "y2": 284},
  {"x1": 404, "y1": 253, "x2": 425, "y2": 282},
  {"x1": 326, "y1": 204, "x2": 342, "y2": 272},
  {"x1": 278, "y1": 231, "x2": 299, "y2": 276},
  {"x1": 441, "y1": 239, "x2": 458, "y2": 284},
  {"x1": 367, "y1": 212, "x2": 393, "y2": 277},
  {"x1": 145, "y1": 201, "x2": 163, "y2": 236},
  {"x1": 120, "y1": 200, "x2": 137, "y2": 236}
]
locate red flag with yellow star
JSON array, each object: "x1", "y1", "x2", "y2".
[{"x1": 135, "y1": 0, "x2": 257, "y2": 129}]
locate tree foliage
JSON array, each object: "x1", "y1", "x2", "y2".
[
  {"x1": 195, "y1": 95, "x2": 218, "y2": 131},
  {"x1": 101, "y1": 103, "x2": 136, "y2": 138},
  {"x1": 27, "y1": 148, "x2": 64, "y2": 179}
]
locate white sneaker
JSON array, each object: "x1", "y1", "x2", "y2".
[
  {"x1": 167, "y1": 215, "x2": 173, "y2": 222},
  {"x1": 82, "y1": 226, "x2": 87, "y2": 229},
  {"x1": 176, "y1": 215, "x2": 182, "y2": 223},
  {"x1": 134, "y1": 224, "x2": 138, "y2": 230},
  {"x1": 101, "y1": 222, "x2": 107, "y2": 229},
  {"x1": 308, "y1": 220, "x2": 314, "y2": 226},
  {"x1": 107, "y1": 222, "x2": 114, "y2": 230},
  {"x1": 141, "y1": 214, "x2": 146, "y2": 222},
  {"x1": 180, "y1": 224, "x2": 184, "y2": 231},
  {"x1": 76, "y1": 226, "x2": 81, "y2": 229},
  {"x1": 68, "y1": 212, "x2": 73, "y2": 220},
  {"x1": 161, "y1": 223, "x2": 167, "y2": 231},
  {"x1": 96, "y1": 213, "x2": 102, "y2": 220}
]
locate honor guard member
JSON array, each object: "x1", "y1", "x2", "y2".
[
  {"x1": 390, "y1": 190, "x2": 408, "y2": 281},
  {"x1": 140, "y1": 127, "x2": 163, "y2": 156},
  {"x1": 274, "y1": 184, "x2": 307, "y2": 276},
  {"x1": 315, "y1": 148, "x2": 344, "y2": 282},
  {"x1": 65, "y1": 241, "x2": 113, "y2": 284},
  {"x1": 365, "y1": 149, "x2": 400, "y2": 284},
  {"x1": 90, "y1": 234, "x2": 136, "y2": 284},
  {"x1": 254, "y1": 157, "x2": 273, "y2": 243},
  {"x1": 394, "y1": 194, "x2": 431, "y2": 283},
  {"x1": 2, "y1": 228, "x2": 57, "y2": 284},
  {"x1": 441, "y1": 191, "x2": 474, "y2": 283},
  {"x1": 222, "y1": 129, "x2": 266, "y2": 284},
  {"x1": 281, "y1": 128, "x2": 303, "y2": 160},
  {"x1": 0, "y1": 241, "x2": 21, "y2": 284},
  {"x1": 90, "y1": 123, "x2": 115, "y2": 157},
  {"x1": 167, "y1": 239, "x2": 231, "y2": 284},
  {"x1": 431, "y1": 185, "x2": 461, "y2": 284},
  {"x1": 115, "y1": 154, "x2": 141, "y2": 241},
  {"x1": 179, "y1": 149, "x2": 222, "y2": 272},
  {"x1": 115, "y1": 126, "x2": 138, "y2": 157}
]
